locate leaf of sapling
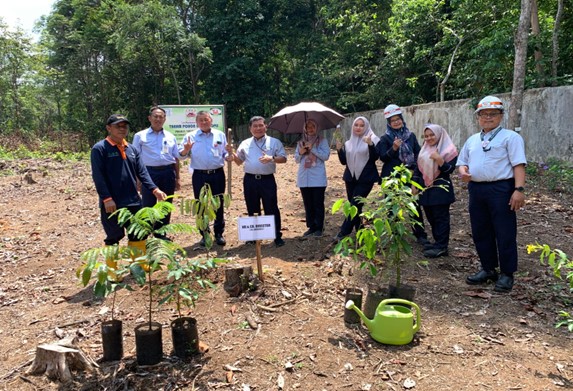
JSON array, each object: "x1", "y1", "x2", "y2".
[{"x1": 331, "y1": 198, "x2": 345, "y2": 214}]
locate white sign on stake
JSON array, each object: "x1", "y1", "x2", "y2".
[{"x1": 238, "y1": 215, "x2": 276, "y2": 241}]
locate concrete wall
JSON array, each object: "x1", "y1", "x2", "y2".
[{"x1": 339, "y1": 85, "x2": 573, "y2": 163}]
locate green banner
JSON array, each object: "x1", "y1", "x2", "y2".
[{"x1": 160, "y1": 105, "x2": 225, "y2": 143}]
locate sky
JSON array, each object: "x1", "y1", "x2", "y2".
[{"x1": 1, "y1": 0, "x2": 55, "y2": 35}]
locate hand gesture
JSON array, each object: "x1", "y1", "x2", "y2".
[
  {"x1": 430, "y1": 151, "x2": 440, "y2": 160},
  {"x1": 181, "y1": 138, "x2": 194, "y2": 155},
  {"x1": 259, "y1": 153, "x2": 273, "y2": 164},
  {"x1": 393, "y1": 137, "x2": 403, "y2": 151},
  {"x1": 225, "y1": 143, "x2": 234, "y2": 153},
  {"x1": 459, "y1": 170, "x2": 472, "y2": 183},
  {"x1": 363, "y1": 135, "x2": 373, "y2": 146}
]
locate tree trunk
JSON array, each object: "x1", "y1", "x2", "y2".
[
  {"x1": 439, "y1": 28, "x2": 463, "y2": 102},
  {"x1": 223, "y1": 265, "x2": 254, "y2": 297},
  {"x1": 552, "y1": 0, "x2": 564, "y2": 85},
  {"x1": 508, "y1": 0, "x2": 533, "y2": 131},
  {"x1": 530, "y1": 0, "x2": 544, "y2": 86},
  {"x1": 27, "y1": 338, "x2": 97, "y2": 382}
]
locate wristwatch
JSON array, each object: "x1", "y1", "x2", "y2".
[{"x1": 515, "y1": 186, "x2": 525, "y2": 192}]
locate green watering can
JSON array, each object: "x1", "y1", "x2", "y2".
[{"x1": 345, "y1": 298, "x2": 421, "y2": 345}]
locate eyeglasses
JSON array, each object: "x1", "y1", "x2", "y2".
[
  {"x1": 390, "y1": 118, "x2": 402, "y2": 124},
  {"x1": 478, "y1": 112, "x2": 501, "y2": 118}
]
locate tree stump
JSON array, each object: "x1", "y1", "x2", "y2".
[
  {"x1": 27, "y1": 339, "x2": 97, "y2": 382},
  {"x1": 223, "y1": 265, "x2": 254, "y2": 297}
]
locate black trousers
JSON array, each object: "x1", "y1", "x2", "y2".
[
  {"x1": 339, "y1": 180, "x2": 374, "y2": 236},
  {"x1": 101, "y1": 204, "x2": 141, "y2": 245},
  {"x1": 192, "y1": 168, "x2": 226, "y2": 236},
  {"x1": 300, "y1": 187, "x2": 326, "y2": 232},
  {"x1": 468, "y1": 179, "x2": 518, "y2": 274},
  {"x1": 422, "y1": 204, "x2": 451, "y2": 249},
  {"x1": 243, "y1": 174, "x2": 282, "y2": 239},
  {"x1": 141, "y1": 165, "x2": 176, "y2": 229}
]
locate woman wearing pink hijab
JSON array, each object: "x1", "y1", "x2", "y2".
[{"x1": 413, "y1": 124, "x2": 458, "y2": 258}]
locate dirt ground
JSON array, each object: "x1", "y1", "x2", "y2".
[{"x1": 1, "y1": 148, "x2": 573, "y2": 391}]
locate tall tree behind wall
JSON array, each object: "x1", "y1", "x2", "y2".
[{"x1": 508, "y1": 0, "x2": 533, "y2": 130}]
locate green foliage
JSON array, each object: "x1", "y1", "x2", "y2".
[
  {"x1": 3, "y1": 0, "x2": 573, "y2": 136},
  {"x1": 332, "y1": 165, "x2": 422, "y2": 287},
  {"x1": 77, "y1": 245, "x2": 134, "y2": 320},
  {"x1": 158, "y1": 257, "x2": 226, "y2": 318},
  {"x1": 526, "y1": 158, "x2": 573, "y2": 194},
  {"x1": 527, "y1": 243, "x2": 573, "y2": 331},
  {"x1": 180, "y1": 183, "x2": 231, "y2": 250},
  {"x1": 112, "y1": 201, "x2": 198, "y2": 327}
]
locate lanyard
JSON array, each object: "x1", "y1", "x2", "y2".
[
  {"x1": 254, "y1": 136, "x2": 267, "y2": 152},
  {"x1": 480, "y1": 126, "x2": 502, "y2": 152}
]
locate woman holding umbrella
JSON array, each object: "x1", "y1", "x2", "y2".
[
  {"x1": 334, "y1": 116, "x2": 380, "y2": 241},
  {"x1": 295, "y1": 119, "x2": 331, "y2": 237}
]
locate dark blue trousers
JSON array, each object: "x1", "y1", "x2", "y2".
[
  {"x1": 192, "y1": 168, "x2": 226, "y2": 236},
  {"x1": 300, "y1": 187, "x2": 326, "y2": 232},
  {"x1": 101, "y1": 204, "x2": 141, "y2": 245},
  {"x1": 422, "y1": 204, "x2": 451, "y2": 249},
  {"x1": 339, "y1": 180, "x2": 374, "y2": 236},
  {"x1": 141, "y1": 165, "x2": 177, "y2": 229},
  {"x1": 468, "y1": 179, "x2": 518, "y2": 274},
  {"x1": 243, "y1": 174, "x2": 282, "y2": 239}
]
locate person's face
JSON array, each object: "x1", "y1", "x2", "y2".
[
  {"x1": 388, "y1": 115, "x2": 403, "y2": 130},
  {"x1": 250, "y1": 119, "x2": 267, "y2": 138},
  {"x1": 148, "y1": 109, "x2": 166, "y2": 131},
  {"x1": 106, "y1": 122, "x2": 129, "y2": 143},
  {"x1": 423, "y1": 128, "x2": 438, "y2": 147},
  {"x1": 305, "y1": 121, "x2": 317, "y2": 136},
  {"x1": 196, "y1": 114, "x2": 213, "y2": 132},
  {"x1": 477, "y1": 109, "x2": 503, "y2": 132},
  {"x1": 352, "y1": 119, "x2": 366, "y2": 136}
]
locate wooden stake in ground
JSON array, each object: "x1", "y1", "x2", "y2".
[
  {"x1": 255, "y1": 240, "x2": 264, "y2": 282},
  {"x1": 26, "y1": 337, "x2": 98, "y2": 383},
  {"x1": 226, "y1": 127, "x2": 233, "y2": 198}
]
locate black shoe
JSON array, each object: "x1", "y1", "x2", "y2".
[
  {"x1": 416, "y1": 236, "x2": 430, "y2": 246},
  {"x1": 246, "y1": 240, "x2": 255, "y2": 245},
  {"x1": 275, "y1": 238, "x2": 285, "y2": 247},
  {"x1": 466, "y1": 269, "x2": 498, "y2": 285},
  {"x1": 423, "y1": 242, "x2": 435, "y2": 250},
  {"x1": 333, "y1": 232, "x2": 346, "y2": 242},
  {"x1": 302, "y1": 229, "x2": 315, "y2": 237},
  {"x1": 313, "y1": 230, "x2": 323, "y2": 237},
  {"x1": 423, "y1": 247, "x2": 448, "y2": 258},
  {"x1": 215, "y1": 235, "x2": 226, "y2": 246},
  {"x1": 154, "y1": 234, "x2": 172, "y2": 242},
  {"x1": 199, "y1": 238, "x2": 206, "y2": 247},
  {"x1": 494, "y1": 273, "x2": 514, "y2": 293}
]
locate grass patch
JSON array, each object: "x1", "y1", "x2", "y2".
[{"x1": 526, "y1": 158, "x2": 573, "y2": 194}]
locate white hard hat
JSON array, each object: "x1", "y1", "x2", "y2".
[
  {"x1": 384, "y1": 104, "x2": 402, "y2": 119},
  {"x1": 475, "y1": 96, "x2": 504, "y2": 113}
]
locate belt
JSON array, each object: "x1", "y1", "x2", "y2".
[
  {"x1": 194, "y1": 167, "x2": 223, "y2": 174},
  {"x1": 146, "y1": 165, "x2": 174, "y2": 170},
  {"x1": 245, "y1": 173, "x2": 273, "y2": 180}
]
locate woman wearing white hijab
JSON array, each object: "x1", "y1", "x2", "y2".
[
  {"x1": 334, "y1": 116, "x2": 380, "y2": 240},
  {"x1": 413, "y1": 123, "x2": 458, "y2": 258}
]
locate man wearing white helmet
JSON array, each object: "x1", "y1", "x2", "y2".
[{"x1": 457, "y1": 95, "x2": 526, "y2": 293}]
